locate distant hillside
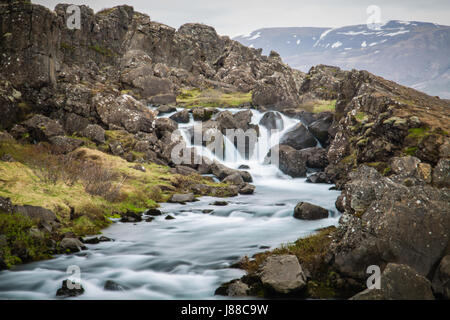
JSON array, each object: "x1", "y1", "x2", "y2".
[{"x1": 234, "y1": 21, "x2": 450, "y2": 98}]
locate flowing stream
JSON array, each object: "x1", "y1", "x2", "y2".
[{"x1": 0, "y1": 108, "x2": 340, "y2": 299}]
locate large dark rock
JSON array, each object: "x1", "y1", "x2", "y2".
[
  {"x1": 95, "y1": 94, "x2": 156, "y2": 134},
  {"x1": 280, "y1": 123, "x2": 317, "y2": 150},
  {"x1": 294, "y1": 202, "x2": 329, "y2": 220},
  {"x1": 259, "y1": 111, "x2": 284, "y2": 131},
  {"x1": 104, "y1": 280, "x2": 126, "y2": 291},
  {"x1": 49, "y1": 136, "x2": 84, "y2": 154},
  {"x1": 265, "y1": 144, "x2": 307, "y2": 178},
  {"x1": 56, "y1": 280, "x2": 85, "y2": 298},
  {"x1": 170, "y1": 109, "x2": 190, "y2": 123},
  {"x1": 192, "y1": 108, "x2": 215, "y2": 121},
  {"x1": 433, "y1": 159, "x2": 450, "y2": 188},
  {"x1": 308, "y1": 113, "x2": 333, "y2": 147},
  {"x1": 239, "y1": 183, "x2": 255, "y2": 195},
  {"x1": 81, "y1": 124, "x2": 105, "y2": 144},
  {"x1": 432, "y1": 255, "x2": 450, "y2": 299},
  {"x1": 351, "y1": 263, "x2": 434, "y2": 300},
  {"x1": 22, "y1": 115, "x2": 64, "y2": 141},
  {"x1": 331, "y1": 164, "x2": 450, "y2": 279},
  {"x1": 15, "y1": 205, "x2": 57, "y2": 224}
]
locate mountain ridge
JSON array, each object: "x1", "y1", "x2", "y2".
[{"x1": 234, "y1": 20, "x2": 450, "y2": 98}]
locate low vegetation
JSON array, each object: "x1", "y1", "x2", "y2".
[
  {"x1": 177, "y1": 88, "x2": 252, "y2": 108},
  {"x1": 294, "y1": 99, "x2": 336, "y2": 113}
]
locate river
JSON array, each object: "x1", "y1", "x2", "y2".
[{"x1": 0, "y1": 108, "x2": 340, "y2": 299}]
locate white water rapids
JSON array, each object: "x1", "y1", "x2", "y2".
[{"x1": 0, "y1": 108, "x2": 340, "y2": 299}]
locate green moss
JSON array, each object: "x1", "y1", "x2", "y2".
[
  {"x1": 177, "y1": 88, "x2": 252, "y2": 108},
  {"x1": 354, "y1": 112, "x2": 368, "y2": 123},
  {"x1": 89, "y1": 44, "x2": 114, "y2": 57},
  {"x1": 97, "y1": 7, "x2": 117, "y2": 15},
  {"x1": 307, "y1": 280, "x2": 336, "y2": 299},
  {"x1": 0, "y1": 213, "x2": 50, "y2": 268},
  {"x1": 407, "y1": 127, "x2": 430, "y2": 140},
  {"x1": 404, "y1": 146, "x2": 418, "y2": 156},
  {"x1": 312, "y1": 100, "x2": 336, "y2": 113},
  {"x1": 60, "y1": 42, "x2": 75, "y2": 52}
]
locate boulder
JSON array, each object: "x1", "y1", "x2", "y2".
[
  {"x1": 146, "y1": 209, "x2": 162, "y2": 216},
  {"x1": 155, "y1": 118, "x2": 178, "y2": 137},
  {"x1": 156, "y1": 105, "x2": 177, "y2": 114},
  {"x1": 259, "y1": 111, "x2": 284, "y2": 131},
  {"x1": 351, "y1": 263, "x2": 434, "y2": 300},
  {"x1": 258, "y1": 255, "x2": 307, "y2": 294},
  {"x1": 223, "y1": 173, "x2": 245, "y2": 186},
  {"x1": 332, "y1": 165, "x2": 450, "y2": 279},
  {"x1": 210, "y1": 201, "x2": 228, "y2": 206},
  {"x1": 170, "y1": 193, "x2": 196, "y2": 203},
  {"x1": 433, "y1": 159, "x2": 450, "y2": 188},
  {"x1": 308, "y1": 113, "x2": 333, "y2": 146},
  {"x1": 15, "y1": 205, "x2": 57, "y2": 224},
  {"x1": 294, "y1": 202, "x2": 329, "y2": 220},
  {"x1": 60, "y1": 237, "x2": 87, "y2": 253},
  {"x1": 170, "y1": 109, "x2": 190, "y2": 123},
  {"x1": 120, "y1": 211, "x2": 143, "y2": 223},
  {"x1": 306, "y1": 172, "x2": 330, "y2": 184},
  {"x1": 280, "y1": 123, "x2": 317, "y2": 150},
  {"x1": 192, "y1": 108, "x2": 215, "y2": 121},
  {"x1": 301, "y1": 147, "x2": 328, "y2": 169},
  {"x1": 227, "y1": 280, "x2": 249, "y2": 297},
  {"x1": 239, "y1": 183, "x2": 255, "y2": 195},
  {"x1": 56, "y1": 280, "x2": 85, "y2": 298},
  {"x1": 49, "y1": 136, "x2": 84, "y2": 154},
  {"x1": 432, "y1": 255, "x2": 450, "y2": 299},
  {"x1": 81, "y1": 124, "x2": 106, "y2": 144},
  {"x1": 104, "y1": 280, "x2": 126, "y2": 291},
  {"x1": 22, "y1": 115, "x2": 64, "y2": 141},
  {"x1": 265, "y1": 144, "x2": 307, "y2": 178}
]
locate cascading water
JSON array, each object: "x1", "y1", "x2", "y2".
[{"x1": 0, "y1": 108, "x2": 340, "y2": 300}]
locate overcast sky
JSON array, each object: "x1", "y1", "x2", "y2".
[{"x1": 35, "y1": 0, "x2": 450, "y2": 37}]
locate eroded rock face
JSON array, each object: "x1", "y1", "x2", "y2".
[
  {"x1": 331, "y1": 164, "x2": 450, "y2": 279},
  {"x1": 351, "y1": 263, "x2": 434, "y2": 300}
]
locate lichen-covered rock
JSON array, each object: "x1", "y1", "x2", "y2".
[
  {"x1": 433, "y1": 159, "x2": 450, "y2": 188},
  {"x1": 49, "y1": 136, "x2": 84, "y2": 154},
  {"x1": 331, "y1": 165, "x2": 450, "y2": 279},
  {"x1": 258, "y1": 255, "x2": 307, "y2": 294},
  {"x1": 351, "y1": 263, "x2": 434, "y2": 300},
  {"x1": 22, "y1": 115, "x2": 64, "y2": 141},
  {"x1": 81, "y1": 124, "x2": 105, "y2": 144}
]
